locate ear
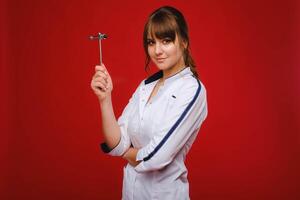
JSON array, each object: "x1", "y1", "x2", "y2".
[
  {"x1": 183, "y1": 41, "x2": 188, "y2": 49},
  {"x1": 180, "y1": 39, "x2": 188, "y2": 50}
]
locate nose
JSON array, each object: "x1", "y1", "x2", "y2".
[{"x1": 155, "y1": 43, "x2": 163, "y2": 55}]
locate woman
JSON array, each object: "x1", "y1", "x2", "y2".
[{"x1": 91, "y1": 6, "x2": 208, "y2": 200}]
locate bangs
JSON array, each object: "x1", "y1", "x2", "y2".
[{"x1": 147, "y1": 14, "x2": 178, "y2": 41}]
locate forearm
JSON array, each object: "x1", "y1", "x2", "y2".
[
  {"x1": 123, "y1": 147, "x2": 141, "y2": 167},
  {"x1": 99, "y1": 96, "x2": 121, "y2": 149}
]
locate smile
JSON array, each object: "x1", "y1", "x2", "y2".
[{"x1": 156, "y1": 58, "x2": 166, "y2": 62}]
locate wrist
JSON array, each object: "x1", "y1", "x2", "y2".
[
  {"x1": 99, "y1": 95, "x2": 112, "y2": 107},
  {"x1": 122, "y1": 147, "x2": 131, "y2": 159}
]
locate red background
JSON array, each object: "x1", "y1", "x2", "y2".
[{"x1": 1, "y1": 0, "x2": 300, "y2": 199}]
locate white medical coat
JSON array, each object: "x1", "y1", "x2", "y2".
[{"x1": 101, "y1": 67, "x2": 208, "y2": 200}]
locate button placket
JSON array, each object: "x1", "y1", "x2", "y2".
[{"x1": 140, "y1": 87, "x2": 147, "y2": 122}]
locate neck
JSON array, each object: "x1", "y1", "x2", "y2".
[{"x1": 162, "y1": 60, "x2": 186, "y2": 82}]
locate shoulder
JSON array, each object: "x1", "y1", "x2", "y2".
[
  {"x1": 178, "y1": 75, "x2": 203, "y2": 94},
  {"x1": 175, "y1": 75, "x2": 207, "y2": 106}
]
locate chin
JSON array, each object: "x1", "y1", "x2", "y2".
[{"x1": 155, "y1": 62, "x2": 172, "y2": 71}]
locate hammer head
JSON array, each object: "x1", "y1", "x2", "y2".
[{"x1": 89, "y1": 33, "x2": 108, "y2": 40}]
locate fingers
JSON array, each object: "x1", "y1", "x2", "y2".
[
  {"x1": 91, "y1": 64, "x2": 112, "y2": 96},
  {"x1": 93, "y1": 71, "x2": 108, "y2": 82},
  {"x1": 92, "y1": 73, "x2": 108, "y2": 89},
  {"x1": 91, "y1": 78, "x2": 108, "y2": 92},
  {"x1": 95, "y1": 64, "x2": 109, "y2": 76},
  {"x1": 93, "y1": 76, "x2": 108, "y2": 88},
  {"x1": 95, "y1": 64, "x2": 110, "y2": 80},
  {"x1": 91, "y1": 65, "x2": 109, "y2": 92},
  {"x1": 92, "y1": 81, "x2": 107, "y2": 91}
]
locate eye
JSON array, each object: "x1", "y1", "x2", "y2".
[
  {"x1": 147, "y1": 39, "x2": 155, "y2": 46},
  {"x1": 162, "y1": 38, "x2": 172, "y2": 44}
]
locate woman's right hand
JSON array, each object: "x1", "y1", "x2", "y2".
[{"x1": 90, "y1": 64, "x2": 113, "y2": 102}]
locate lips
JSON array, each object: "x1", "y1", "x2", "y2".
[{"x1": 156, "y1": 58, "x2": 166, "y2": 62}]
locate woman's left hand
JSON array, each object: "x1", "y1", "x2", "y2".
[{"x1": 123, "y1": 148, "x2": 141, "y2": 167}]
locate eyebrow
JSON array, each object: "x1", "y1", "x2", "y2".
[{"x1": 147, "y1": 37, "x2": 172, "y2": 41}]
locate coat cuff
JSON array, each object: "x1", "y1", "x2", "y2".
[
  {"x1": 100, "y1": 142, "x2": 112, "y2": 153},
  {"x1": 136, "y1": 149, "x2": 145, "y2": 161},
  {"x1": 99, "y1": 138, "x2": 123, "y2": 156}
]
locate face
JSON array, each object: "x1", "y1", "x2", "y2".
[{"x1": 147, "y1": 34, "x2": 185, "y2": 72}]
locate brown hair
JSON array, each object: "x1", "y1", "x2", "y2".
[{"x1": 143, "y1": 6, "x2": 198, "y2": 78}]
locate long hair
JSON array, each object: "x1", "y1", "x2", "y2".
[{"x1": 143, "y1": 6, "x2": 198, "y2": 78}]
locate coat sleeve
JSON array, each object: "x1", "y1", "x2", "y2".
[
  {"x1": 134, "y1": 80, "x2": 208, "y2": 173},
  {"x1": 100, "y1": 82, "x2": 142, "y2": 156}
]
